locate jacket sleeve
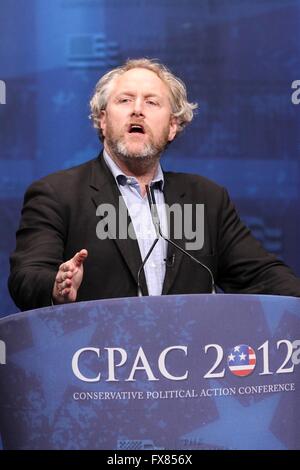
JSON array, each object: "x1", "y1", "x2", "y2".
[
  {"x1": 217, "y1": 188, "x2": 300, "y2": 296},
  {"x1": 8, "y1": 179, "x2": 67, "y2": 311}
]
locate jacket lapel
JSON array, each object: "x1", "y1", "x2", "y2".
[{"x1": 89, "y1": 154, "x2": 148, "y2": 295}]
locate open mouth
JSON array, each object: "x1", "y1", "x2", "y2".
[{"x1": 128, "y1": 124, "x2": 145, "y2": 134}]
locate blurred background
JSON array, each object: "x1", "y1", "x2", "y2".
[{"x1": 0, "y1": 0, "x2": 300, "y2": 316}]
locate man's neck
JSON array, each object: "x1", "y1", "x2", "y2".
[{"x1": 104, "y1": 147, "x2": 160, "y2": 196}]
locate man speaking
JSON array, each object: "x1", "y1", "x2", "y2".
[{"x1": 8, "y1": 59, "x2": 300, "y2": 311}]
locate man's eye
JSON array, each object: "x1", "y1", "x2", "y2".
[
  {"x1": 118, "y1": 98, "x2": 131, "y2": 103},
  {"x1": 146, "y1": 100, "x2": 158, "y2": 106}
]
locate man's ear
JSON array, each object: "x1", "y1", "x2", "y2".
[
  {"x1": 168, "y1": 115, "x2": 178, "y2": 142},
  {"x1": 99, "y1": 110, "x2": 106, "y2": 137}
]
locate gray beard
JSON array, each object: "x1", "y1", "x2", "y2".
[{"x1": 108, "y1": 139, "x2": 166, "y2": 171}]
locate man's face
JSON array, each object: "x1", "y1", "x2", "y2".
[{"x1": 99, "y1": 68, "x2": 177, "y2": 167}]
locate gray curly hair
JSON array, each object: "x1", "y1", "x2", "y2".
[{"x1": 89, "y1": 58, "x2": 198, "y2": 140}]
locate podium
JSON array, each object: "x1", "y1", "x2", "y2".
[{"x1": 0, "y1": 294, "x2": 299, "y2": 450}]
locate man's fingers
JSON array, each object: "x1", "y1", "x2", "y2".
[
  {"x1": 62, "y1": 271, "x2": 73, "y2": 281},
  {"x1": 59, "y1": 262, "x2": 75, "y2": 273},
  {"x1": 53, "y1": 249, "x2": 87, "y2": 304},
  {"x1": 58, "y1": 278, "x2": 72, "y2": 289},
  {"x1": 56, "y1": 271, "x2": 74, "y2": 284},
  {"x1": 61, "y1": 288, "x2": 71, "y2": 296},
  {"x1": 58, "y1": 249, "x2": 88, "y2": 272},
  {"x1": 73, "y1": 249, "x2": 88, "y2": 267},
  {"x1": 55, "y1": 278, "x2": 72, "y2": 296},
  {"x1": 61, "y1": 279, "x2": 72, "y2": 295},
  {"x1": 60, "y1": 285, "x2": 71, "y2": 297}
]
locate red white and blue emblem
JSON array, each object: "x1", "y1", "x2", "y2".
[{"x1": 227, "y1": 344, "x2": 256, "y2": 377}]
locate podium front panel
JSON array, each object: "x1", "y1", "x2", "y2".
[{"x1": 0, "y1": 294, "x2": 299, "y2": 449}]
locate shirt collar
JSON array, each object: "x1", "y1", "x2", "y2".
[{"x1": 103, "y1": 149, "x2": 164, "y2": 190}]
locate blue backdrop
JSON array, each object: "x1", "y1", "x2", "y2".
[{"x1": 0, "y1": 0, "x2": 300, "y2": 316}]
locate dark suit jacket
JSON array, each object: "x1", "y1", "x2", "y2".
[{"x1": 9, "y1": 154, "x2": 300, "y2": 311}]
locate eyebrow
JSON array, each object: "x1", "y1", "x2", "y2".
[{"x1": 115, "y1": 91, "x2": 162, "y2": 99}]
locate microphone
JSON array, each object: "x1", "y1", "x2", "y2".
[
  {"x1": 136, "y1": 184, "x2": 164, "y2": 296},
  {"x1": 165, "y1": 253, "x2": 175, "y2": 267},
  {"x1": 145, "y1": 184, "x2": 216, "y2": 294},
  {"x1": 137, "y1": 235, "x2": 159, "y2": 297},
  {"x1": 137, "y1": 238, "x2": 175, "y2": 296}
]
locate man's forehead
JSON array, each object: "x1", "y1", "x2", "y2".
[{"x1": 111, "y1": 68, "x2": 168, "y2": 95}]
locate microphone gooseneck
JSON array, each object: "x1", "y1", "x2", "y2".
[
  {"x1": 145, "y1": 184, "x2": 216, "y2": 294},
  {"x1": 136, "y1": 184, "x2": 161, "y2": 296},
  {"x1": 137, "y1": 236, "x2": 159, "y2": 297}
]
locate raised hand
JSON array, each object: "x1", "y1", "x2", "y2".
[{"x1": 52, "y1": 249, "x2": 88, "y2": 304}]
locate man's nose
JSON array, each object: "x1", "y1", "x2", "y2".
[{"x1": 131, "y1": 98, "x2": 144, "y2": 116}]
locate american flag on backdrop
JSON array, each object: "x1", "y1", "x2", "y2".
[{"x1": 227, "y1": 344, "x2": 256, "y2": 377}]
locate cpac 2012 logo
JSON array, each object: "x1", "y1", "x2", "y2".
[
  {"x1": 206, "y1": 340, "x2": 300, "y2": 378},
  {"x1": 72, "y1": 339, "x2": 300, "y2": 382}
]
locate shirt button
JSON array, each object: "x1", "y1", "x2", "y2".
[{"x1": 126, "y1": 178, "x2": 132, "y2": 184}]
